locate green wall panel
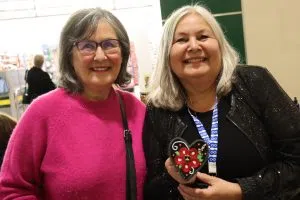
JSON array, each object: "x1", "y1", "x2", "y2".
[
  {"x1": 216, "y1": 14, "x2": 246, "y2": 63},
  {"x1": 160, "y1": 0, "x2": 241, "y2": 19},
  {"x1": 160, "y1": 0, "x2": 194, "y2": 19},
  {"x1": 200, "y1": 0, "x2": 241, "y2": 14}
]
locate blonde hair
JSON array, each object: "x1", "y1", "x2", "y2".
[
  {"x1": 147, "y1": 4, "x2": 239, "y2": 111},
  {"x1": 34, "y1": 54, "x2": 44, "y2": 68}
]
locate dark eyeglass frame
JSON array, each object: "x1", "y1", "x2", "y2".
[{"x1": 74, "y1": 39, "x2": 121, "y2": 55}]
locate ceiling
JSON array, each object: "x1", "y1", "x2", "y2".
[{"x1": 0, "y1": 0, "x2": 151, "y2": 20}]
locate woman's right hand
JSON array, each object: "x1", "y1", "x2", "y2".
[
  {"x1": 165, "y1": 157, "x2": 197, "y2": 184},
  {"x1": 165, "y1": 158, "x2": 242, "y2": 200}
]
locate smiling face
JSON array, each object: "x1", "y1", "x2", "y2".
[
  {"x1": 170, "y1": 13, "x2": 222, "y2": 87},
  {"x1": 72, "y1": 20, "x2": 122, "y2": 99}
]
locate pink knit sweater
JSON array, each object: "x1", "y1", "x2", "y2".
[{"x1": 0, "y1": 88, "x2": 146, "y2": 200}]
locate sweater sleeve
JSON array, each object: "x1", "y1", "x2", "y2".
[
  {"x1": 236, "y1": 66, "x2": 300, "y2": 200},
  {"x1": 143, "y1": 106, "x2": 182, "y2": 200},
  {"x1": 0, "y1": 103, "x2": 49, "y2": 199}
]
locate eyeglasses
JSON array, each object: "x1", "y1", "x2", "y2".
[{"x1": 74, "y1": 39, "x2": 120, "y2": 55}]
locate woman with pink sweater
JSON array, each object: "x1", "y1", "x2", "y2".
[{"x1": 0, "y1": 8, "x2": 146, "y2": 200}]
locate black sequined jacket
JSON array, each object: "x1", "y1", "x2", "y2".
[{"x1": 143, "y1": 65, "x2": 300, "y2": 200}]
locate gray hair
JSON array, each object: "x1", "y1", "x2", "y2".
[
  {"x1": 147, "y1": 4, "x2": 239, "y2": 111},
  {"x1": 58, "y1": 7, "x2": 131, "y2": 93}
]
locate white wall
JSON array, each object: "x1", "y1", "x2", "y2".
[
  {"x1": 0, "y1": 15, "x2": 68, "y2": 53},
  {"x1": 242, "y1": 0, "x2": 300, "y2": 99}
]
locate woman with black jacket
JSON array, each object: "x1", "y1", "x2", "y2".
[{"x1": 143, "y1": 4, "x2": 300, "y2": 200}]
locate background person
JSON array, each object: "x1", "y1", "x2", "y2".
[
  {"x1": 143, "y1": 4, "x2": 300, "y2": 200},
  {"x1": 25, "y1": 54, "x2": 56, "y2": 103},
  {"x1": 0, "y1": 8, "x2": 146, "y2": 200}
]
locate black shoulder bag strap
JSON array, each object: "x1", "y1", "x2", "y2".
[
  {"x1": 116, "y1": 91, "x2": 137, "y2": 200},
  {"x1": 24, "y1": 69, "x2": 28, "y2": 82},
  {"x1": 24, "y1": 70, "x2": 29, "y2": 96},
  {"x1": 24, "y1": 69, "x2": 28, "y2": 88}
]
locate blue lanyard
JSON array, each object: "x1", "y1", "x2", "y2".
[{"x1": 188, "y1": 103, "x2": 219, "y2": 174}]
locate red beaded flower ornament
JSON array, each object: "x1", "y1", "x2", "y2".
[{"x1": 169, "y1": 137, "x2": 209, "y2": 180}]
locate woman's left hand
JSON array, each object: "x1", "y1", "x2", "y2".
[{"x1": 178, "y1": 172, "x2": 242, "y2": 200}]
